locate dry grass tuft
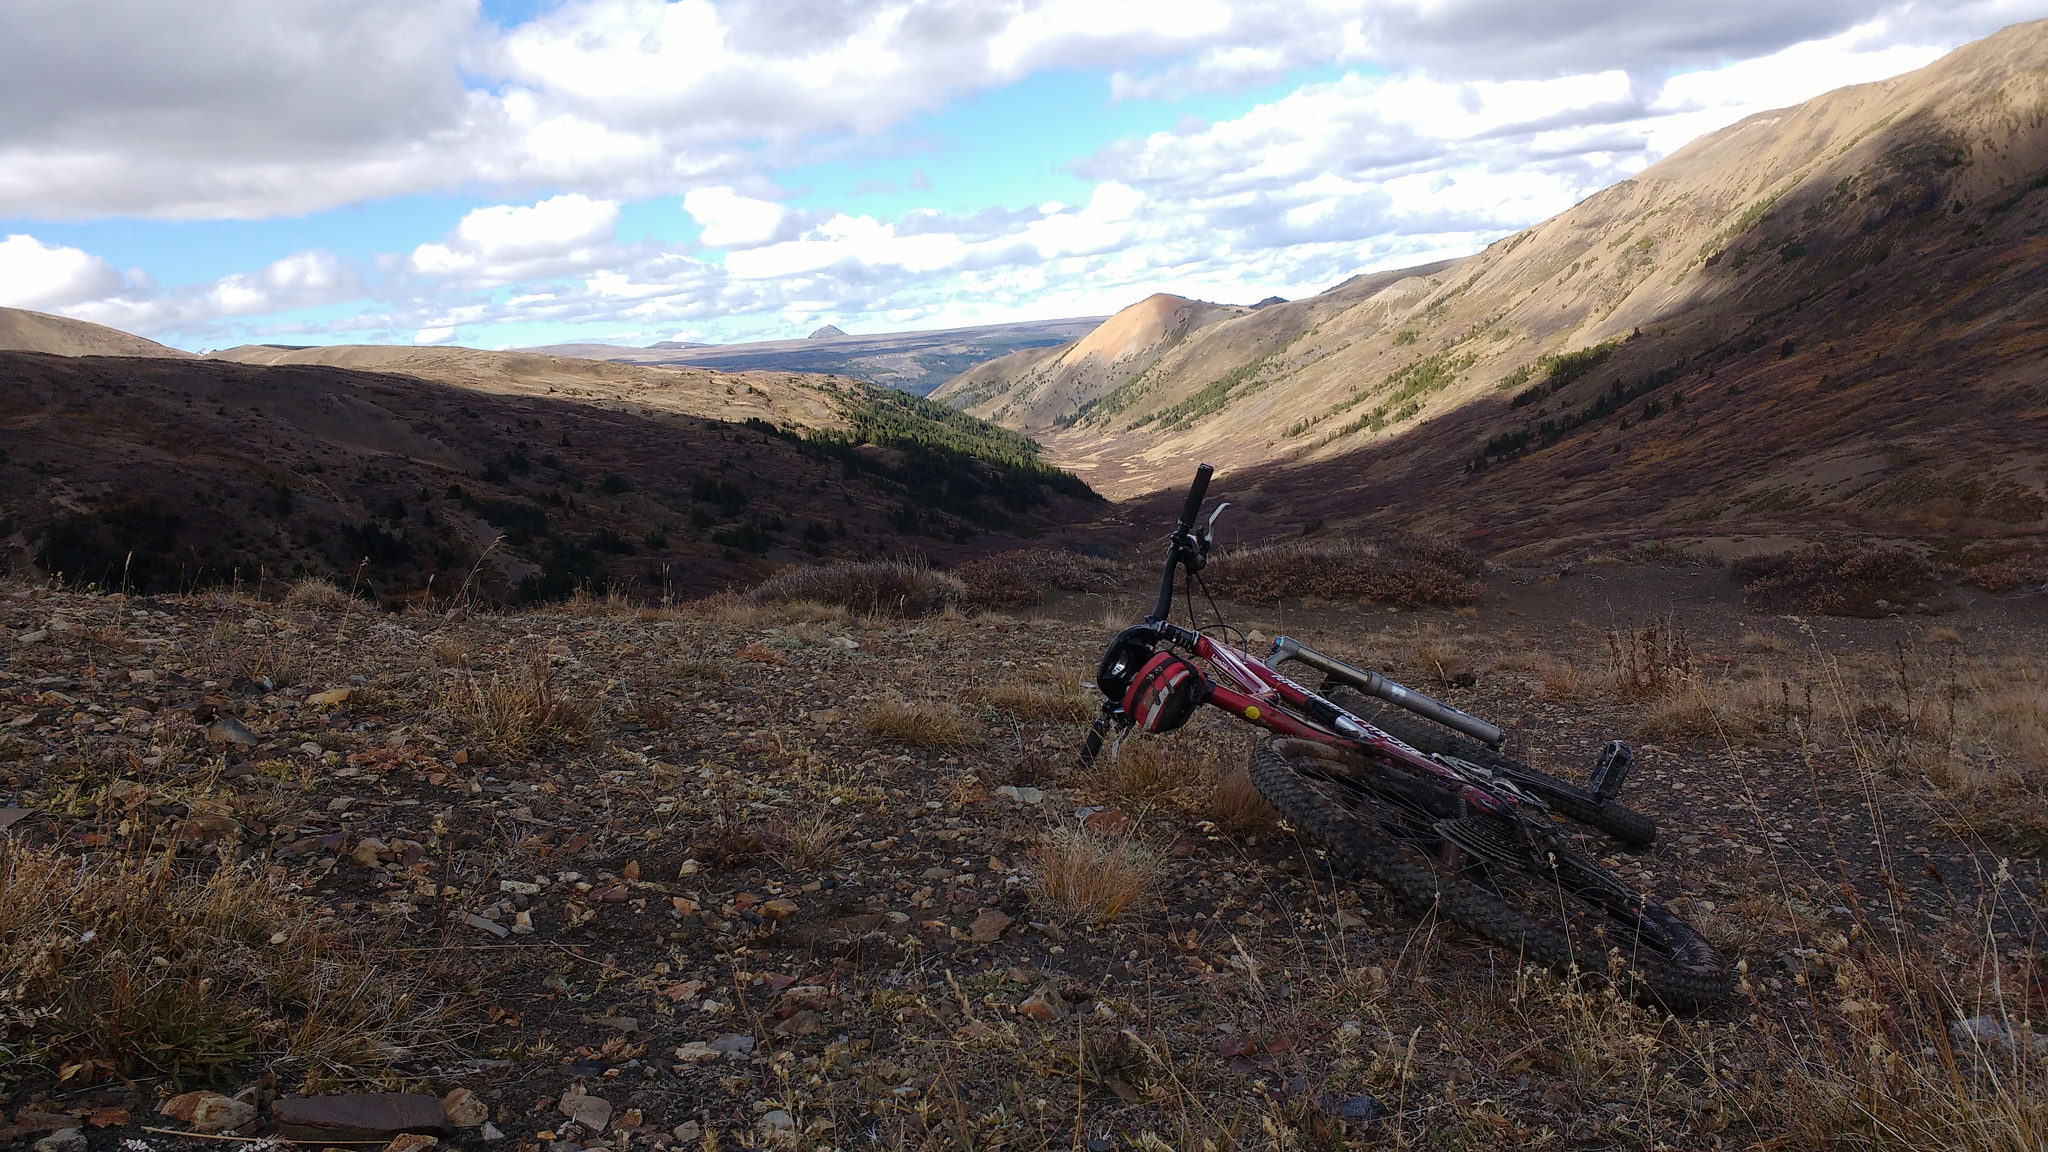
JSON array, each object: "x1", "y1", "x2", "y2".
[
  {"x1": 0, "y1": 841, "x2": 448, "y2": 1084},
  {"x1": 234, "y1": 640, "x2": 305, "y2": 689},
  {"x1": 1097, "y1": 735, "x2": 1220, "y2": 809},
  {"x1": 1208, "y1": 761, "x2": 1279, "y2": 831},
  {"x1": 744, "y1": 559, "x2": 963, "y2": 618},
  {"x1": 282, "y1": 577, "x2": 354, "y2": 610},
  {"x1": 862, "y1": 696, "x2": 979, "y2": 749},
  {"x1": 706, "y1": 597, "x2": 850, "y2": 627},
  {"x1": 767, "y1": 809, "x2": 851, "y2": 872},
  {"x1": 560, "y1": 585, "x2": 643, "y2": 618},
  {"x1": 1207, "y1": 535, "x2": 1483, "y2": 608},
  {"x1": 1534, "y1": 654, "x2": 1586, "y2": 701},
  {"x1": 1031, "y1": 827, "x2": 1159, "y2": 927},
  {"x1": 1605, "y1": 619, "x2": 1694, "y2": 699},
  {"x1": 1636, "y1": 677, "x2": 1809, "y2": 745},
  {"x1": 953, "y1": 548, "x2": 1120, "y2": 610},
  {"x1": 965, "y1": 679, "x2": 1093, "y2": 722},
  {"x1": 1740, "y1": 629, "x2": 1790, "y2": 653},
  {"x1": 441, "y1": 654, "x2": 592, "y2": 759}
]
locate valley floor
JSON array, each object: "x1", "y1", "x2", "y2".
[{"x1": 2, "y1": 561, "x2": 2046, "y2": 1150}]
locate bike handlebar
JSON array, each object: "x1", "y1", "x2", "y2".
[
  {"x1": 1177, "y1": 463, "x2": 1213, "y2": 534},
  {"x1": 1151, "y1": 463, "x2": 1213, "y2": 622}
]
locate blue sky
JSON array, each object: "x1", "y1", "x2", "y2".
[{"x1": 0, "y1": 0, "x2": 2038, "y2": 351}]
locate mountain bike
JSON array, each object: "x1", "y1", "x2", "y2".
[{"x1": 1080, "y1": 464, "x2": 1731, "y2": 1008}]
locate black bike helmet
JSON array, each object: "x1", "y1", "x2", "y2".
[{"x1": 1094, "y1": 625, "x2": 1158, "y2": 704}]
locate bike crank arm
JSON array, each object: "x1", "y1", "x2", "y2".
[{"x1": 1269, "y1": 636, "x2": 1505, "y2": 749}]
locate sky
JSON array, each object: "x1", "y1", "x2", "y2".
[{"x1": 0, "y1": 1, "x2": 2039, "y2": 351}]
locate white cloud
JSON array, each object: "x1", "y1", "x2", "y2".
[
  {"x1": 3, "y1": 2, "x2": 2034, "y2": 349},
  {"x1": 207, "y1": 251, "x2": 359, "y2": 317},
  {"x1": 410, "y1": 194, "x2": 621, "y2": 284},
  {"x1": 0, "y1": 0, "x2": 2028, "y2": 219},
  {"x1": 683, "y1": 187, "x2": 791, "y2": 248},
  {"x1": 0, "y1": 233, "x2": 125, "y2": 310}
]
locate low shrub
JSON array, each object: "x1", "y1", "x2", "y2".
[
  {"x1": 745, "y1": 558, "x2": 963, "y2": 617},
  {"x1": 1732, "y1": 541, "x2": 1947, "y2": 617},
  {"x1": 1206, "y1": 535, "x2": 1482, "y2": 608},
  {"x1": 953, "y1": 548, "x2": 1121, "y2": 610},
  {"x1": 1966, "y1": 555, "x2": 2048, "y2": 594}
]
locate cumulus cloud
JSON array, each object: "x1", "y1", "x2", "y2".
[
  {"x1": 0, "y1": 234, "x2": 125, "y2": 311},
  {"x1": 0, "y1": 0, "x2": 2028, "y2": 218},
  {"x1": 683, "y1": 187, "x2": 792, "y2": 248},
  {"x1": 3, "y1": 1, "x2": 2032, "y2": 348},
  {"x1": 410, "y1": 194, "x2": 622, "y2": 285}
]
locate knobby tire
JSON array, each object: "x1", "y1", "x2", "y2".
[{"x1": 1248, "y1": 737, "x2": 1730, "y2": 1009}]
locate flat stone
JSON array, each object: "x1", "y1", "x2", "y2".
[
  {"x1": 557, "y1": 1093, "x2": 611, "y2": 1133},
  {"x1": 308, "y1": 688, "x2": 352, "y2": 707},
  {"x1": 204, "y1": 715, "x2": 260, "y2": 746},
  {"x1": 709, "y1": 1033, "x2": 755, "y2": 1056},
  {"x1": 968, "y1": 908, "x2": 1014, "y2": 943},
  {"x1": 775, "y1": 1010, "x2": 823, "y2": 1037},
  {"x1": 993, "y1": 785, "x2": 1045, "y2": 805},
  {"x1": 383, "y1": 1135, "x2": 439, "y2": 1152},
  {"x1": 274, "y1": 1094, "x2": 452, "y2": 1142},
  {"x1": 673, "y1": 1042, "x2": 719, "y2": 1064},
  {"x1": 463, "y1": 912, "x2": 510, "y2": 938},
  {"x1": 1326, "y1": 1093, "x2": 1387, "y2": 1124},
  {"x1": 33, "y1": 1131, "x2": 85, "y2": 1152}
]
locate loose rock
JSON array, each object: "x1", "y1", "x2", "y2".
[
  {"x1": 968, "y1": 908, "x2": 1014, "y2": 942},
  {"x1": 441, "y1": 1089, "x2": 489, "y2": 1129},
  {"x1": 1018, "y1": 984, "x2": 1068, "y2": 1023},
  {"x1": 33, "y1": 1131, "x2": 85, "y2": 1152},
  {"x1": 161, "y1": 1091, "x2": 257, "y2": 1135},
  {"x1": 557, "y1": 1092, "x2": 612, "y2": 1133},
  {"x1": 273, "y1": 1094, "x2": 451, "y2": 1142}
]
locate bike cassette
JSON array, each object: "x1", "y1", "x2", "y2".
[{"x1": 1431, "y1": 753, "x2": 1548, "y2": 811}]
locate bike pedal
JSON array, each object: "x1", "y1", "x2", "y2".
[{"x1": 1587, "y1": 740, "x2": 1634, "y2": 803}]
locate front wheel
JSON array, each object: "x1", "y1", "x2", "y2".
[{"x1": 1248, "y1": 737, "x2": 1730, "y2": 1010}]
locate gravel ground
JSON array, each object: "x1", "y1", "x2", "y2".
[{"x1": 3, "y1": 563, "x2": 2045, "y2": 1149}]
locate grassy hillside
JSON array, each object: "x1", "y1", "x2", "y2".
[
  {"x1": 0, "y1": 352, "x2": 1096, "y2": 602},
  {"x1": 942, "y1": 20, "x2": 2048, "y2": 560}
]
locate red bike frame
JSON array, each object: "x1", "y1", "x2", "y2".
[{"x1": 1172, "y1": 627, "x2": 1519, "y2": 820}]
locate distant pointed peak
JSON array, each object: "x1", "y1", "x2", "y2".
[{"x1": 808, "y1": 324, "x2": 848, "y2": 340}]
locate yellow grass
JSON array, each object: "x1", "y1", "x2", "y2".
[{"x1": 1031, "y1": 828, "x2": 1159, "y2": 927}]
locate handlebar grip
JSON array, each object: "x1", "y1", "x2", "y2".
[{"x1": 1177, "y1": 463, "x2": 1213, "y2": 530}]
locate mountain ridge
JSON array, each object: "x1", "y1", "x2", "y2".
[
  {"x1": 0, "y1": 306, "x2": 193, "y2": 359},
  {"x1": 945, "y1": 19, "x2": 2048, "y2": 557},
  {"x1": 521, "y1": 315, "x2": 1106, "y2": 395}
]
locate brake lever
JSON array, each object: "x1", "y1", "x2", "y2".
[{"x1": 1195, "y1": 501, "x2": 1231, "y2": 561}]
